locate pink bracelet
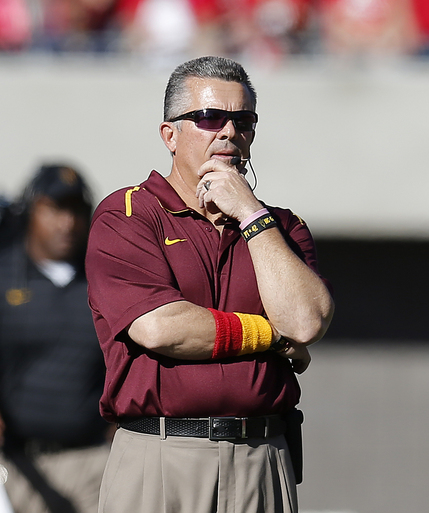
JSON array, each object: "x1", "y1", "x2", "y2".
[{"x1": 239, "y1": 208, "x2": 270, "y2": 231}]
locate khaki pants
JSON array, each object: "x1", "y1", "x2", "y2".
[
  {"x1": 0, "y1": 443, "x2": 110, "y2": 513},
  {"x1": 99, "y1": 428, "x2": 298, "y2": 513}
]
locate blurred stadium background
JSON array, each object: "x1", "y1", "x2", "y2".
[{"x1": 1, "y1": 1, "x2": 428, "y2": 512}]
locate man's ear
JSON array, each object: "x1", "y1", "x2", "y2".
[{"x1": 160, "y1": 122, "x2": 177, "y2": 154}]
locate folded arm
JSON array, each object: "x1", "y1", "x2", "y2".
[
  {"x1": 195, "y1": 161, "x2": 335, "y2": 347},
  {"x1": 128, "y1": 301, "x2": 216, "y2": 360}
]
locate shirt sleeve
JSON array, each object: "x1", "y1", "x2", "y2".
[{"x1": 86, "y1": 203, "x2": 184, "y2": 341}]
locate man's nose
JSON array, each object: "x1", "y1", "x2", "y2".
[{"x1": 216, "y1": 119, "x2": 237, "y2": 140}]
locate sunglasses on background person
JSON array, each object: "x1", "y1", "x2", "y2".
[{"x1": 168, "y1": 109, "x2": 258, "y2": 132}]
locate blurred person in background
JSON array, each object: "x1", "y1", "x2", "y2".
[
  {"x1": 0, "y1": 0, "x2": 32, "y2": 50},
  {"x1": 0, "y1": 163, "x2": 111, "y2": 513},
  {"x1": 317, "y1": 0, "x2": 418, "y2": 56},
  {"x1": 116, "y1": 0, "x2": 315, "y2": 68},
  {"x1": 119, "y1": 0, "x2": 198, "y2": 68},
  {"x1": 186, "y1": 0, "x2": 252, "y2": 59},
  {"x1": 0, "y1": 197, "x2": 15, "y2": 249},
  {"x1": 3, "y1": 0, "x2": 123, "y2": 52},
  {"x1": 244, "y1": 0, "x2": 314, "y2": 65},
  {"x1": 36, "y1": 0, "x2": 121, "y2": 52},
  {"x1": 187, "y1": 0, "x2": 314, "y2": 66},
  {"x1": 411, "y1": 0, "x2": 429, "y2": 55},
  {"x1": 0, "y1": 460, "x2": 13, "y2": 513}
]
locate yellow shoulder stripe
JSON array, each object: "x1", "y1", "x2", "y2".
[
  {"x1": 125, "y1": 187, "x2": 141, "y2": 217},
  {"x1": 293, "y1": 213, "x2": 306, "y2": 225}
]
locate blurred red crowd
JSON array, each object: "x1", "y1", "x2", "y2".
[{"x1": 0, "y1": 0, "x2": 428, "y2": 63}]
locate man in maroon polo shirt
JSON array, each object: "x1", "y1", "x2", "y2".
[{"x1": 86, "y1": 56, "x2": 334, "y2": 513}]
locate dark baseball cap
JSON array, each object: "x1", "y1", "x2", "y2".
[
  {"x1": 19, "y1": 164, "x2": 93, "y2": 213},
  {"x1": 32, "y1": 165, "x2": 91, "y2": 202}
]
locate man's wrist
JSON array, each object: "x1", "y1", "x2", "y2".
[
  {"x1": 269, "y1": 335, "x2": 290, "y2": 352},
  {"x1": 240, "y1": 211, "x2": 277, "y2": 243},
  {"x1": 239, "y1": 208, "x2": 269, "y2": 231},
  {"x1": 208, "y1": 309, "x2": 273, "y2": 359}
]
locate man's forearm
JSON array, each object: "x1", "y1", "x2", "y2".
[
  {"x1": 128, "y1": 301, "x2": 280, "y2": 360},
  {"x1": 195, "y1": 162, "x2": 334, "y2": 344},
  {"x1": 128, "y1": 300, "x2": 313, "y2": 373},
  {"x1": 128, "y1": 301, "x2": 216, "y2": 360},
  {"x1": 247, "y1": 226, "x2": 334, "y2": 345}
]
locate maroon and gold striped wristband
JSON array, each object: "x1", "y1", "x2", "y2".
[{"x1": 208, "y1": 308, "x2": 273, "y2": 359}]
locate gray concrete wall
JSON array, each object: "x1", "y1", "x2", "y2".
[
  {"x1": 1, "y1": 55, "x2": 428, "y2": 238},
  {"x1": 298, "y1": 342, "x2": 429, "y2": 513}
]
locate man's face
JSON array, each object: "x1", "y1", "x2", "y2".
[
  {"x1": 27, "y1": 196, "x2": 89, "y2": 262},
  {"x1": 165, "y1": 77, "x2": 256, "y2": 189}
]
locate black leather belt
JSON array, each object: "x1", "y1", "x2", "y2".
[{"x1": 118, "y1": 415, "x2": 287, "y2": 441}]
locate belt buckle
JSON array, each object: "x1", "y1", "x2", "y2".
[{"x1": 209, "y1": 417, "x2": 247, "y2": 441}]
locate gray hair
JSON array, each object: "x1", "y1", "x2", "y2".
[{"x1": 163, "y1": 56, "x2": 257, "y2": 122}]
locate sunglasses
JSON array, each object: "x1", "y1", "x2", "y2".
[{"x1": 168, "y1": 109, "x2": 258, "y2": 132}]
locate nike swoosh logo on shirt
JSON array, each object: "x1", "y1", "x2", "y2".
[{"x1": 165, "y1": 237, "x2": 187, "y2": 246}]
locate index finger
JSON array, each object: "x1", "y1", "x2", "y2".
[{"x1": 197, "y1": 157, "x2": 243, "y2": 178}]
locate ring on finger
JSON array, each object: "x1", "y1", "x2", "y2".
[{"x1": 204, "y1": 180, "x2": 211, "y2": 191}]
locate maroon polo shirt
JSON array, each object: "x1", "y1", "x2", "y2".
[{"x1": 86, "y1": 170, "x2": 326, "y2": 422}]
